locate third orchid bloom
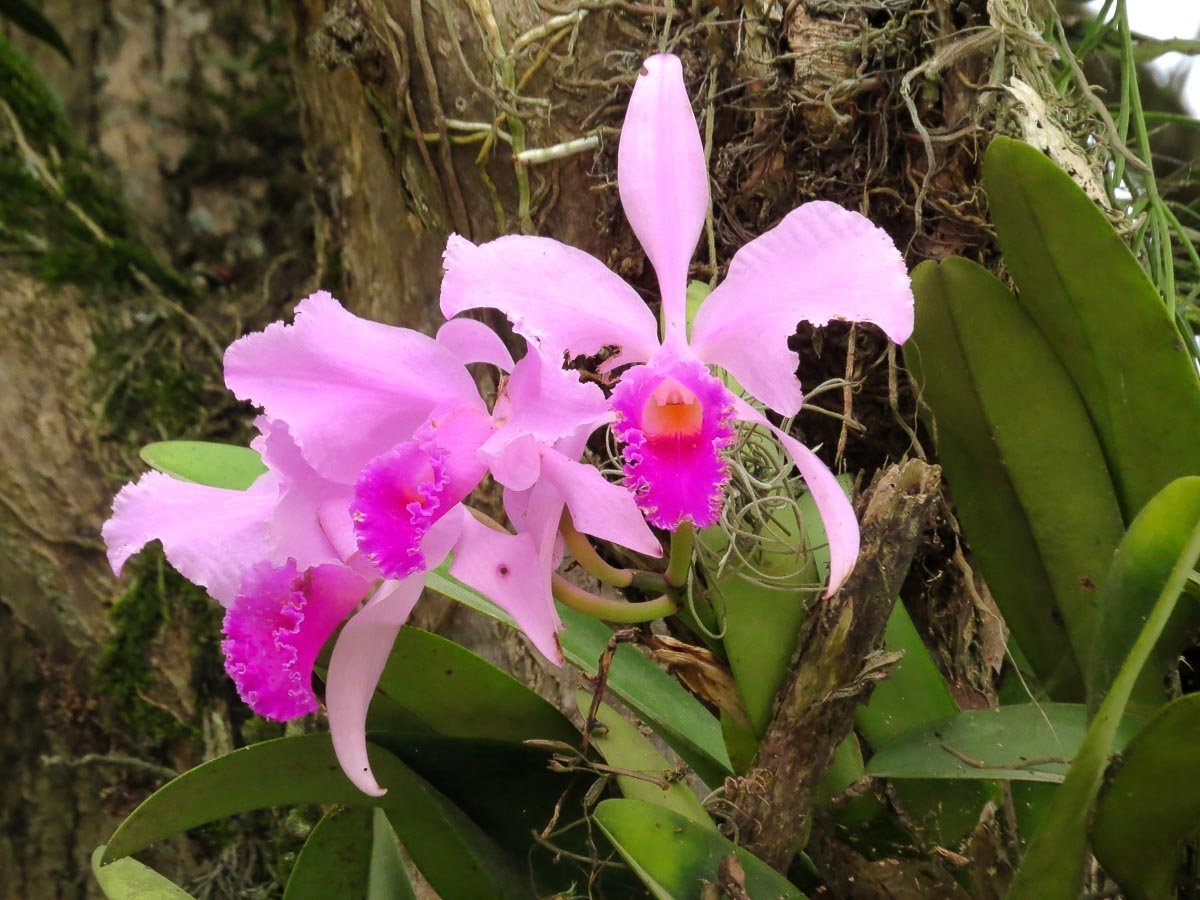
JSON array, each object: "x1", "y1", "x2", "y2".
[{"x1": 442, "y1": 53, "x2": 915, "y2": 595}]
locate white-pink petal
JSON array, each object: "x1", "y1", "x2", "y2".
[
  {"x1": 441, "y1": 234, "x2": 660, "y2": 362},
  {"x1": 224, "y1": 291, "x2": 483, "y2": 483},
  {"x1": 690, "y1": 201, "x2": 913, "y2": 416},
  {"x1": 617, "y1": 54, "x2": 709, "y2": 343},
  {"x1": 450, "y1": 514, "x2": 563, "y2": 666},
  {"x1": 436, "y1": 317, "x2": 515, "y2": 372},
  {"x1": 733, "y1": 400, "x2": 859, "y2": 596},
  {"x1": 102, "y1": 471, "x2": 277, "y2": 605},
  {"x1": 540, "y1": 450, "x2": 661, "y2": 557},
  {"x1": 326, "y1": 576, "x2": 424, "y2": 796}
]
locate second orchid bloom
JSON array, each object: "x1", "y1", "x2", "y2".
[{"x1": 101, "y1": 52, "x2": 913, "y2": 795}]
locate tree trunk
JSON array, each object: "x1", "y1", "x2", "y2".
[{"x1": 1, "y1": 0, "x2": 1097, "y2": 895}]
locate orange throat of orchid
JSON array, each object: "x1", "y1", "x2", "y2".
[{"x1": 641, "y1": 376, "x2": 704, "y2": 439}]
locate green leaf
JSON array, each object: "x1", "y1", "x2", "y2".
[
  {"x1": 1, "y1": 0, "x2": 74, "y2": 63},
  {"x1": 857, "y1": 603, "x2": 996, "y2": 846},
  {"x1": 102, "y1": 734, "x2": 528, "y2": 899},
  {"x1": 140, "y1": 441, "x2": 267, "y2": 490},
  {"x1": 594, "y1": 799, "x2": 805, "y2": 899},
  {"x1": 425, "y1": 568, "x2": 734, "y2": 784},
  {"x1": 284, "y1": 808, "x2": 416, "y2": 900},
  {"x1": 577, "y1": 690, "x2": 714, "y2": 827},
  {"x1": 865, "y1": 703, "x2": 1142, "y2": 784},
  {"x1": 375, "y1": 626, "x2": 578, "y2": 744},
  {"x1": 910, "y1": 257, "x2": 1125, "y2": 698},
  {"x1": 983, "y1": 137, "x2": 1200, "y2": 520},
  {"x1": 1092, "y1": 693, "x2": 1200, "y2": 900},
  {"x1": 707, "y1": 487, "x2": 825, "y2": 737},
  {"x1": 1008, "y1": 477, "x2": 1200, "y2": 899},
  {"x1": 92, "y1": 847, "x2": 193, "y2": 899}
]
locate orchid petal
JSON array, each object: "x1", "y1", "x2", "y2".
[
  {"x1": 441, "y1": 235, "x2": 660, "y2": 362},
  {"x1": 222, "y1": 561, "x2": 367, "y2": 721},
  {"x1": 733, "y1": 399, "x2": 859, "y2": 595},
  {"x1": 224, "y1": 291, "x2": 482, "y2": 482},
  {"x1": 258, "y1": 422, "x2": 352, "y2": 570},
  {"x1": 691, "y1": 202, "x2": 913, "y2": 416},
  {"x1": 436, "y1": 317, "x2": 514, "y2": 372},
  {"x1": 102, "y1": 471, "x2": 277, "y2": 605},
  {"x1": 540, "y1": 450, "x2": 661, "y2": 557},
  {"x1": 326, "y1": 576, "x2": 424, "y2": 796},
  {"x1": 617, "y1": 54, "x2": 709, "y2": 342},
  {"x1": 498, "y1": 350, "x2": 610, "y2": 442},
  {"x1": 450, "y1": 515, "x2": 563, "y2": 665}
]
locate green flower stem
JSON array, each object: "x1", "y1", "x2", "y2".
[
  {"x1": 664, "y1": 522, "x2": 695, "y2": 589},
  {"x1": 560, "y1": 514, "x2": 635, "y2": 588},
  {"x1": 551, "y1": 574, "x2": 678, "y2": 624}
]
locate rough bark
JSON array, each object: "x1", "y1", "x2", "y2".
[{"x1": 726, "y1": 460, "x2": 943, "y2": 871}]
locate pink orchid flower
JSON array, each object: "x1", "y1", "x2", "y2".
[
  {"x1": 441, "y1": 54, "x2": 914, "y2": 595},
  {"x1": 103, "y1": 292, "x2": 656, "y2": 795}
]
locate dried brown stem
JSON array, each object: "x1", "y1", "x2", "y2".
[{"x1": 725, "y1": 459, "x2": 942, "y2": 872}]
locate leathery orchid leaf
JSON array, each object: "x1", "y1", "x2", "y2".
[
  {"x1": 373, "y1": 626, "x2": 578, "y2": 744},
  {"x1": 595, "y1": 799, "x2": 805, "y2": 899},
  {"x1": 102, "y1": 734, "x2": 528, "y2": 899},
  {"x1": 1009, "y1": 477, "x2": 1200, "y2": 900},
  {"x1": 910, "y1": 257, "x2": 1125, "y2": 699},
  {"x1": 425, "y1": 567, "x2": 734, "y2": 784},
  {"x1": 92, "y1": 848, "x2": 193, "y2": 899},
  {"x1": 577, "y1": 689, "x2": 714, "y2": 827},
  {"x1": 865, "y1": 703, "x2": 1141, "y2": 784},
  {"x1": 283, "y1": 807, "x2": 416, "y2": 900},
  {"x1": 140, "y1": 441, "x2": 266, "y2": 491},
  {"x1": 984, "y1": 137, "x2": 1200, "y2": 521},
  {"x1": 1092, "y1": 693, "x2": 1200, "y2": 900}
]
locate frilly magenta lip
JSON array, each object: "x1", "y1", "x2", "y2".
[{"x1": 611, "y1": 354, "x2": 735, "y2": 530}]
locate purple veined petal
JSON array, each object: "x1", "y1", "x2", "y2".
[
  {"x1": 326, "y1": 575, "x2": 425, "y2": 796},
  {"x1": 450, "y1": 514, "x2": 563, "y2": 666},
  {"x1": 222, "y1": 560, "x2": 369, "y2": 722},
  {"x1": 103, "y1": 470, "x2": 278, "y2": 605},
  {"x1": 258, "y1": 421, "x2": 353, "y2": 570},
  {"x1": 732, "y1": 398, "x2": 859, "y2": 596},
  {"x1": 540, "y1": 450, "x2": 662, "y2": 557},
  {"x1": 224, "y1": 291, "x2": 483, "y2": 482},
  {"x1": 351, "y1": 406, "x2": 491, "y2": 581},
  {"x1": 441, "y1": 234, "x2": 660, "y2": 362},
  {"x1": 610, "y1": 351, "x2": 736, "y2": 530},
  {"x1": 617, "y1": 54, "x2": 709, "y2": 344},
  {"x1": 690, "y1": 201, "x2": 914, "y2": 416},
  {"x1": 436, "y1": 317, "x2": 515, "y2": 372}
]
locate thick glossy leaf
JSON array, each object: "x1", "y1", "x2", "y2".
[
  {"x1": 375, "y1": 626, "x2": 577, "y2": 744},
  {"x1": 984, "y1": 137, "x2": 1200, "y2": 521},
  {"x1": 595, "y1": 799, "x2": 805, "y2": 899},
  {"x1": 707, "y1": 485, "x2": 826, "y2": 736},
  {"x1": 866, "y1": 704, "x2": 1141, "y2": 784},
  {"x1": 102, "y1": 734, "x2": 527, "y2": 899},
  {"x1": 426, "y1": 568, "x2": 734, "y2": 784},
  {"x1": 1009, "y1": 477, "x2": 1200, "y2": 900},
  {"x1": 140, "y1": 441, "x2": 267, "y2": 490},
  {"x1": 578, "y1": 690, "x2": 713, "y2": 826},
  {"x1": 1, "y1": 0, "x2": 74, "y2": 62},
  {"x1": 92, "y1": 847, "x2": 193, "y2": 899},
  {"x1": 857, "y1": 603, "x2": 995, "y2": 846},
  {"x1": 284, "y1": 807, "x2": 415, "y2": 900},
  {"x1": 1092, "y1": 693, "x2": 1200, "y2": 900},
  {"x1": 910, "y1": 257, "x2": 1125, "y2": 697}
]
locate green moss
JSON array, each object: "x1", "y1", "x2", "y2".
[{"x1": 96, "y1": 551, "x2": 198, "y2": 750}]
